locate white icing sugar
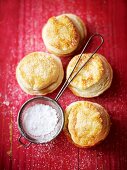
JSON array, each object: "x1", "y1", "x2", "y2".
[{"x1": 23, "y1": 104, "x2": 58, "y2": 137}]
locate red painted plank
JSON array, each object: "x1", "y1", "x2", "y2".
[{"x1": 0, "y1": 0, "x2": 127, "y2": 170}]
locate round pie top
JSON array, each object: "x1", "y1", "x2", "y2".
[
  {"x1": 66, "y1": 53, "x2": 104, "y2": 90},
  {"x1": 16, "y1": 52, "x2": 60, "y2": 90},
  {"x1": 64, "y1": 101, "x2": 110, "y2": 147},
  {"x1": 42, "y1": 15, "x2": 80, "y2": 54}
]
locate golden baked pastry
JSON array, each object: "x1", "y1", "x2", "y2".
[
  {"x1": 16, "y1": 52, "x2": 64, "y2": 95},
  {"x1": 42, "y1": 13, "x2": 87, "y2": 56},
  {"x1": 65, "y1": 14, "x2": 87, "y2": 51},
  {"x1": 64, "y1": 101, "x2": 111, "y2": 147},
  {"x1": 66, "y1": 53, "x2": 113, "y2": 97}
]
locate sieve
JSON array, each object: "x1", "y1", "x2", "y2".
[{"x1": 17, "y1": 34, "x2": 104, "y2": 147}]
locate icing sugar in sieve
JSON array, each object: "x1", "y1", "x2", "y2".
[{"x1": 23, "y1": 104, "x2": 58, "y2": 137}]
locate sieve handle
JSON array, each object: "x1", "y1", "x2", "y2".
[
  {"x1": 18, "y1": 135, "x2": 32, "y2": 148},
  {"x1": 55, "y1": 33, "x2": 104, "y2": 102}
]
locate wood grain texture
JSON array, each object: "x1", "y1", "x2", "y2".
[{"x1": 0, "y1": 0, "x2": 127, "y2": 170}]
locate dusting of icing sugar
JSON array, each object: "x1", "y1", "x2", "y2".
[
  {"x1": 23, "y1": 104, "x2": 58, "y2": 137},
  {"x1": 3, "y1": 100, "x2": 10, "y2": 106},
  {"x1": 0, "y1": 92, "x2": 10, "y2": 107}
]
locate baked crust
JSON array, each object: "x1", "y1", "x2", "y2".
[
  {"x1": 42, "y1": 14, "x2": 87, "y2": 57},
  {"x1": 64, "y1": 101, "x2": 111, "y2": 147},
  {"x1": 16, "y1": 52, "x2": 64, "y2": 95},
  {"x1": 65, "y1": 13, "x2": 87, "y2": 48},
  {"x1": 42, "y1": 15, "x2": 80, "y2": 55},
  {"x1": 66, "y1": 53, "x2": 113, "y2": 97}
]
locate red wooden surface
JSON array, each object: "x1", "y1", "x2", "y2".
[{"x1": 0, "y1": 0, "x2": 127, "y2": 169}]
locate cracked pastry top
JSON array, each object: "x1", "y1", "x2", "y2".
[
  {"x1": 42, "y1": 13, "x2": 87, "y2": 56},
  {"x1": 64, "y1": 101, "x2": 111, "y2": 147},
  {"x1": 66, "y1": 53, "x2": 113, "y2": 97}
]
